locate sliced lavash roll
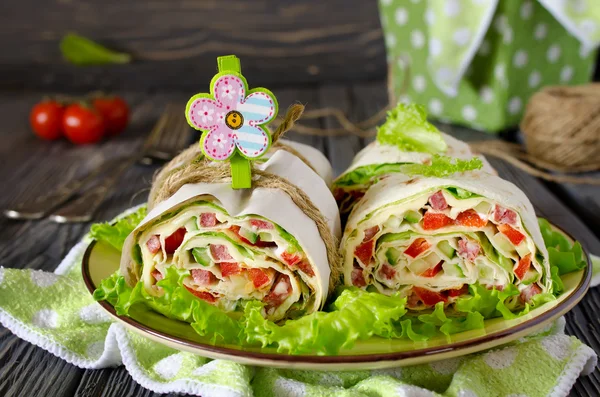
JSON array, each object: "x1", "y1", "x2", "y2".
[
  {"x1": 332, "y1": 132, "x2": 496, "y2": 218},
  {"x1": 341, "y1": 171, "x2": 552, "y2": 313},
  {"x1": 121, "y1": 149, "x2": 341, "y2": 321}
]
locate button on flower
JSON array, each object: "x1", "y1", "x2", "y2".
[{"x1": 186, "y1": 74, "x2": 277, "y2": 160}]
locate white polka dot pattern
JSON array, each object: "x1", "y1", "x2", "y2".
[
  {"x1": 462, "y1": 105, "x2": 477, "y2": 121},
  {"x1": 32, "y1": 309, "x2": 59, "y2": 329},
  {"x1": 154, "y1": 353, "x2": 185, "y2": 379},
  {"x1": 30, "y1": 271, "x2": 59, "y2": 288},
  {"x1": 395, "y1": 8, "x2": 408, "y2": 26},
  {"x1": 79, "y1": 303, "x2": 111, "y2": 324},
  {"x1": 541, "y1": 335, "x2": 571, "y2": 361},
  {"x1": 483, "y1": 346, "x2": 518, "y2": 369}
]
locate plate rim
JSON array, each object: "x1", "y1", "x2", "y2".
[{"x1": 82, "y1": 222, "x2": 592, "y2": 364}]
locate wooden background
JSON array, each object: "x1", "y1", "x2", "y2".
[
  {"x1": 0, "y1": 0, "x2": 599, "y2": 396},
  {"x1": 0, "y1": 0, "x2": 386, "y2": 91}
]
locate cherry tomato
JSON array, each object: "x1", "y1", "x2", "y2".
[
  {"x1": 92, "y1": 96, "x2": 129, "y2": 136},
  {"x1": 62, "y1": 104, "x2": 105, "y2": 145},
  {"x1": 30, "y1": 101, "x2": 64, "y2": 140}
]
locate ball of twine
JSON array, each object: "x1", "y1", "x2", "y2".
[{"x1": 521, "y1": 84, "x2": 600, "y2": 172}]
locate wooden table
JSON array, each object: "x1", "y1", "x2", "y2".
[{"x1": 0, "y1": 81, "x2": 599, "y2": 396}]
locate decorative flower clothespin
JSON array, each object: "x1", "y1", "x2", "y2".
[{"x1": 185, "y1": 55, "x2": 279, "y2": 189}]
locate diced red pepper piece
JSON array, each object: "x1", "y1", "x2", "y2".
[
  {"x1": 297, "y1": 261, "x2": 315, "y2": 277},
  {"x1": 190, "y1": 269, "x2": 217, "y2": 286},
  {"x1": 151, "y1": 269, "x2": 163, "y2": 282},
  {"x1": 146, "y1": 235, "x2": 161, "y2": 254},
  {"x1": 351, "y1": 267, "x2": 367, "y2": 287},
  {"x1": 220, "y1": 262, "x2": 241, "y2": 278},
  {"x1": 363, "y1": 226, "x2": 380, "y2": 242},
  {"x1": 515, "y1": 254, "x2": 531, "y2": 280},
  {"x1": 210, "y1": 244, "x2": 234, "y2": 261},
  {"x1": 493, "y1": 205, "x2": 517, "y2": 225},
  {"x1": 248, "y1": 268, "x2": 271, "y2": 288},
  {"x1": 354, "y1": 239, "x2": 375, "y2": 265},
  {"x1": 446, "y1": 284, "x2": 469, "y2": 298},
  {"x1": 420, "y1": 260, "x2": 444, "y2": 277},
  {"x1": 263, "y1": 274, "x2": 292, "y2": 307},
  {"x1": 428, "y1": 191, "x2": 448, "y2": 211},
  {"x1": 281, "y1": 251, "x2": 302, "y2": 267},
  {"x1": 200, "y1": 213, "x2": 218, "y2": 227},
  {"x1": 250, "y1": 219, "x2": 273, "y2": 230},
  {"x1": 422, "y1": 212, "x2": 454, "y2": 230},
  {"x1": 380, "y1": 264, "x2": 396, "y2": 280},
  {"x1": 498, "y1": 224, "x2": 526, "y2": 246},
  {"x1": 520, "y1": 283, "x2": 542, "y2": 303},
  {"x1": 456, "y1": 209, "x2": 488, "y2": 228},
  {"x1": 413, "y1": 286, "x2": 447, "y2": 306},
  {"x1": 184, "y1": 285, "x2": 217, "y2": 303},
  {"x1": 404, "y1": 238, "x2": 431, "y2": 258},
  {"x1": 164, "y1": 228, "x2": 186, "y2": 254},
  {"x1": 458, "y1": 238, "x2": 481, "y2": 261},
  {"x1": 229, "y1": 225, "x2": 277, "y2": 248}
]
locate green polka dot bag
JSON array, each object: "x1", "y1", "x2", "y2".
[{"x1": 379, "y1": 0, "x2": 600, "y2": 132}]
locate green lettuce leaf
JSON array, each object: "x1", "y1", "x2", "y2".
[
  {"x1": 444, "y1": 187, "x2": 480, "y2": 200},
  {"x1": 418, "y1": 302, "x2": 484, "y2": 335},
  {"x1": 538, "y1": 218, "x2": 587, "y2": 275},
  {"x1": 399, "y1": 155, "x2": 483, "y2": 178},
  {"x1": 242, "y1": 288, "x2": 408, "y2": 355},
  {"x1": 455, "y1": 284, "x2": 554, "y2": 321},
  {"x1": 60, "y1": 33, "x2": 132, "y2": 66},
  {"x1": 94, "y1": 267, "x2": 241, "y2": 344},
  {"x1": 334, "y1": 157, "x2": 483, "y2": 189},
  {"x1": 90, "y1": 206, "x2": 147, "y2": 251},
  {"x1": 376, "y1": 103, "x2": 447, "y2": 154},
  {"x1": 334, "y1": 163, "x2": 407, "y2": 187}
]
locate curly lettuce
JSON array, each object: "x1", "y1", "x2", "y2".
[
  {"x1": 376, "y1": 103, "x2": 447, "y2": 154},
  {"x1": 94, "y1": 266, "x2": 241, "y2": 344},
  {"x1": 90, "y1": 206, "x2": 147, "y2": 251},
  {"x1": 243, "y1": 288, "x2": 408, "y2": 355},
  {"x1": 538, "y1": 218, "x2": 587, "y2": 275},
  {"x1": 399, "y1": 155, "x2": 483, "y2": 178},
  {"x1": 334, "y1": 157, "x2": 483, "y2": 188}
]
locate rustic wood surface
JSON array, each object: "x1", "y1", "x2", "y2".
[
  {"x1": 0, "y1": 0, "x2": 385, "y2": 91},
  {"x1": 0, "y1": 81, "x2": 599, "y2": 396}
]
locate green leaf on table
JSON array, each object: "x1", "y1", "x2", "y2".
[{"x1": 60, "y1": 33, "x2": 132, "y2": 66}]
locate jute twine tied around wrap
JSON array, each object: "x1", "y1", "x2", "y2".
[{"x1": 148, "y1": 104, "x2": 343, "y2": 293}]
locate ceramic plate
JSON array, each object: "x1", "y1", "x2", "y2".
[{"x1": 82, "y1": 223, "x2": 591, "y2": 371}]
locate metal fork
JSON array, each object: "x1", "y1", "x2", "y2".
[
  {"x1": 3, "y1": 104, "x2": 191, "y2": 222},
  {"x1": 48, "y1": 104, "x2": 192, "y2": 223},
  {"x1": 138, "y1": 103, "x2": 192, "y2": 165}
]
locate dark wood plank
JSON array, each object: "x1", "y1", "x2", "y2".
[
  {"x1": 274, "y1": 86, "x2": 326, "y2": 154},
  {"x1": 0, "y1": 0, "x2": 385, "y2": 91},
  {"x1": 0, "y1": 330, "x2": 83, "y2": 397},
  {"x1": 350, "y1": 81, "x2": 390, "y2": 146},
  {"x1": 319, "y1": 84, "x2": 362, "y2": 176},
  {"x1": 547, "y1": 177, "x2": 600, "y2": 241}
]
